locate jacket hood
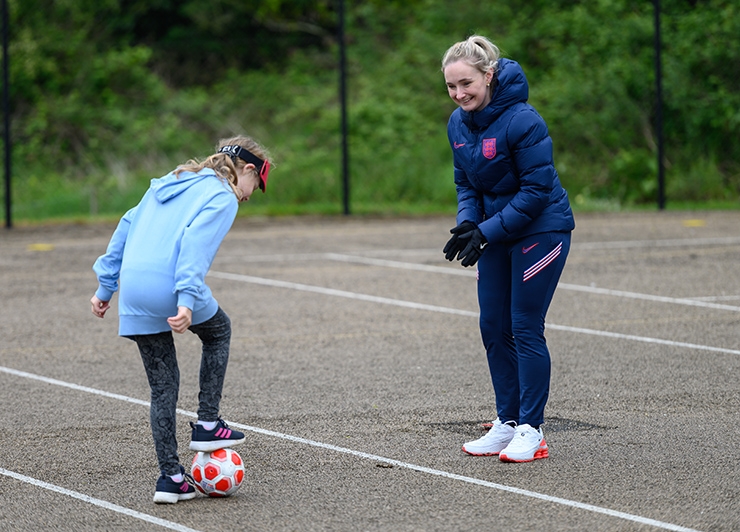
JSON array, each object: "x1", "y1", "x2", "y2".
[
  {"x1": 151, "y1": 169, "x2": 218, "y2": 203},
  {"x1": 460, "y1": 58, "x2": 529, "y2": 131}
]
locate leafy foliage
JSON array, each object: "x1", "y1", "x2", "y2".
[{"x1": 2, "y1": 0, "x2": 739, "y2": 221}]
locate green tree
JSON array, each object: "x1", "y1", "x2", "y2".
[{"x1": 3, "y1": 0, "x2": 739, "y2": 221}]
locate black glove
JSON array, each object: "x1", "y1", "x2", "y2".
[
  {"x1": 457, "y1": 227, "x2": 488, "y2": 267},
  {"x1": 443, "y1": 221, "x2": 476, "y2": 261}
]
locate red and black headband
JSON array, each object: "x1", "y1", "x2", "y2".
[{"x1": 218, "y1": 145, "x2": 270, "y2": 192}]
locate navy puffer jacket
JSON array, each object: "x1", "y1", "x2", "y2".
[{"x1": 447, "y1": 58, "x2": 575, "y2": 244}]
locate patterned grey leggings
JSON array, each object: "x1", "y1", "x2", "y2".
[{"x1": 128, "y1": 307, "x2": 231, "y2": 476}]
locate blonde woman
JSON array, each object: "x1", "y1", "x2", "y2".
[
  {"x1": 442, "y1": 36, "x2": 574, "y2": 462},
  {"x1": 91, "y1": 135, "x2": 271, "y2": 502}
]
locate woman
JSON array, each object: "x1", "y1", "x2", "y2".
[
  {"x1": 91, "y1": 135, "x2": 272, "y2": 502},
  {"x1": 441, "y1": 36, "x2": 574, "y2": 462}
]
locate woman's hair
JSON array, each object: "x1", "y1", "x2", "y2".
[
  {"x1": 175, "y1": 135, "x2": 272, "y2": 200},
  {"x1": 441, "y1": 35, "x2": 500, "y2": 75}
]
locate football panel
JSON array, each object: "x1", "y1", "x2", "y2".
[
  {"x1": 204, "y1": 463, "x2": 221, "y2": 480},
  {"x1": 214, "y1": 477, "x2": 233, "y2": 493},
  {"x1": 211, "y1": 449, "x2": 228, "y2": 461}
]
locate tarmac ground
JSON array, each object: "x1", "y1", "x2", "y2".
[{"x1": 1, "y1": 210, "x2": 739, "y2": 531}]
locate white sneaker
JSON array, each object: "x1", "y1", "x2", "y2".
[
  {"x1": 499, "y1": 424, "x2": 549, "y2": 462},
  {"x1": 462, "y1": 418, "x2": 516, "y2": 456}
]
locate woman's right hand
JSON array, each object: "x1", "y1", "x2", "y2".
[{"x1": 443, "y1": 221, "x2": 476, "y2": 261}]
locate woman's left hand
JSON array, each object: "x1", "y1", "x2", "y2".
[{"x1": 458, "y1": 227, "x2": 488, "y2": 267}]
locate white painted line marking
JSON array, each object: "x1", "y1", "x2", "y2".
[
  {"x1": 547, "y1": 324, "x2": 740, "y2": 356},
  {"x1": 322, "y1": 254, "x2": 740, "y2": 312},
  {"x1": 0, "y1": 467, "x2": 202, "y2": 532},
  {"x1": 208, "y1": 271, "x2": 477, "y2": 317},
  {"x1": 208, "y1": 271, "x2": 740, "y2": 356},
  {"x1": 324, "y1": 252, "x2": 472, "y2": 276},
  {"x1": 556, "y1": 283, "x2": 740, "y2": 312},
  {"x1": 573, "y1": 236, "x2": 740, "y2": 250},
  {"x1": 688, "y1": 295, "x2": 740, "y2": 302},
  {"x1": 0, "y1": 366, "x2": 700, "y2": 532},
  {"x1": 225, "y1": 234, "x2": 740, "y2": 265},
  {"x1": 225, "y1": 423, "x2": 699, "y2": 532},
  {"x1": 224, "y1": 252, "x2": 740, "y2": 310}
]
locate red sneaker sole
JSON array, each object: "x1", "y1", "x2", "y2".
[
  {"x1": 461, "y1": 446, "x2": 501, "y2": 457},
  {"x1": 499, "y1": 443, "x2": 549, "y2": 463}
]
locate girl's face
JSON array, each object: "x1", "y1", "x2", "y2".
[
  {"x1": 236, "y1": 165, "x2": 262, "y2": 202},
  {"x1": 444, "y1": 60, "x2": 493, "y2": 112}
]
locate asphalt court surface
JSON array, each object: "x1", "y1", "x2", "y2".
[{"x1": 1, "y1": 211, "x2": 739, "y2": 531}]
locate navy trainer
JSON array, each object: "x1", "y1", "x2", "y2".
[
  {"x1": 153, "y1": 466, "x2": 196, "y2": 504},
  {"x1": 189, "y1": 418, "x2": 246, "y2": 452}
]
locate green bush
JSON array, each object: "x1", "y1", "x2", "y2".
[{"x1": 2, "y1": 0, "x2": 739, "y2": 224}]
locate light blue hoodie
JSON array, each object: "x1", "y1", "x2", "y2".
[{"x1": 93, "y1": 169, "x2": 239, "y2": 336}]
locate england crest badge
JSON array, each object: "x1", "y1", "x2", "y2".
[{"x1": 482, "y1": 138, "x2": 496, "y2": 160}]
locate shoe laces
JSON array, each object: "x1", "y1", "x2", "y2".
[
  {"x1": 514, "y1": 424, "x2": 541, "y2": 442},
  {"x1": 183, "y1": 472, "x2": 196, "y2": 488},
  {"x1": 482, "y1": 419, "x2": 515, "y2": 440},
  {"x1": 176, "y1": 465, "x2": 196, "y2": 487}
]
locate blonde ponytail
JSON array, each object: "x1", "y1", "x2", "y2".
[
  {"x1": 441, "y1": 35, "x2": 500, "y2": 76},
  {"x1": 175, "y1": 135, "x2": 272, "y2": 200}
]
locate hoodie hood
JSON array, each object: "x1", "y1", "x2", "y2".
[
  {"x1": 151, "y1": 169, "x2": 219, "y2": 204},
  {"x1": 461, "y1": 58, "x2": 529, "y2": 131}
]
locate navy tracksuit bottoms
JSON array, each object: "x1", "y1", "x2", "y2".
[{"x1": 477, "y1": 231, "x2": 571, "y2": 427}]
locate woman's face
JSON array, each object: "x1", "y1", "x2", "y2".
[
  {"x1": 444, "y1": 60, "x2": 493, "y2": 112},
  {"x1": 236, "y1": 165, "x2": 262, "y2": 202}
]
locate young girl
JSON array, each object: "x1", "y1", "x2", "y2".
[
  {"x1": 91, "y1": 135, "x2": 272, "y2": 503},
  {"x1": 441, "y1": 36, "x2": 574, "y2": 462}
]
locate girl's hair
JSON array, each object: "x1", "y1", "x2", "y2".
[
  {"x1": 175, "y1": 135, "x2": 272, "y2": 200},
  {"x1": 441, "y1": 35, "x2": 500, "y2": 75}
]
